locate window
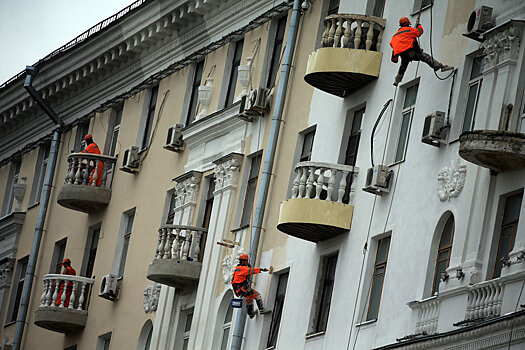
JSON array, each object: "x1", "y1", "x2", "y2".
[
  {"x1": 97, "y1": 332, "x2": 112, "y2": 350},
  {"x1": 198, "y1": 178, "x2": 215, "y2": 261},
  {"x1": 300, "y1": 130, "x2": 316, "y2": 162},
  {"x1": 225, "y1": 39, "x2": 244, "y2": 107},
  {"x1": 50, "y1": 238, "x2": 67, "y2": 274},
  {"x1": 371, "y1": 0, "x2": 386, "y2": 17},
  {"x1": 241, "y1": 154, "x2": 262, "y2": 226},
  {"x1": 182, "y1": 312, "x2": 193, "y2": 350},
  {"x1": 65, "y1": 346, "x2": 77, "y2": 350},
  {"x1": 118, "y1": 211, "x2": 135, "y2": 279},
  {"x1": 141, "y1": 86, "x2": 159, "y2": 150},
  {"x1": 2, "y1": 159, "x2": 21, "y2": 216},
  {"x1": 344, "y1": 108, "x2": 364, "y2": 167},
  {"x1": 109, "y1": 107, "x2": 122, "y2": 156},
  {"x1": 138, "y1": 320, "x2": 153, "y2": 350},
  {"x1": 83, "y1": 227, "x2": 100, "y2": 278},
  {"x1": 166, "y1": 191, "x2": 177, "y2": 225},
  {"x1": 432, "y1": 216, "x2": 454, "y2": 295},
  {"x1": 74, "y1": 121, "x2": 90, "y2": 152},
  {"x1": 186, "y1": 61, "x2": 204, "y2": 125},
  {"x1": 267, "y1": 272, "x2": 289, "y2": 348},
  {"x1": 30, "y1": 143, "x2": 50, "y2": 205},
  {"x1": 494, "y1": 192, "x2": 523, "y2": 278},
  {"x1": 327, "y1": 0, "x2": 339, "y2": 15},
  {"x1": 394, "y1": 84, "x2": 418, "y2": 163},
  {"x1": 367, "y1": 236, "x2": 391, "y2": 321},
  {"x1": 219, "y1": 306, "x2": 233, "y2": 350},
  {"x1": 7, "y1": 256, "x2": 28, "y2": 323},
  {"x1": 461, "y1": 56, "x2": 483, "y2": 133},
  {"x1": 314, "y1": 254, "x2": 338, "y2": 333},
  {"x1": 267, "y1": 17, "x2": 287, "y2": 88},
  {"x1": 413, "y1": 0, "x2": 431, "y2": 13}
]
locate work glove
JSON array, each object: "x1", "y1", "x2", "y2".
[{"x1": 260, "y1": 268, "x2": 269, "y2": 272}]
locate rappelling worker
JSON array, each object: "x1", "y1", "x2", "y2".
[
  {"x1": 390, "y1": 17, "x2": 453, "y2": 86},
  {"x1": 231, "y1": 253, "x2": 270, "y2": 318},
  {"x1": 55, "y1": 258, "x2": 76, "y2": 307},
  {"x1": 80, "y1": 134, "x2": 104, "y2": 186}
]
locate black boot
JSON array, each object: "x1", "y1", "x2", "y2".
[
  {"x1": 247, "y1": 304, "x2": 256, "y2": 319},
  {"x1": 256, "y1": 299, "x2": 271, "y2": 314}
]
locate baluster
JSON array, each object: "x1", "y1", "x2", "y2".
[
  {"x1": 481, "y1": 287, "x2": 490, "y2": 318},
  {"x1": 415, "y1": 306, "x2": 423, "y2": 333},
  {"x1": 69, "y1": 281, "x2": 77, "y2": 309},
  {"x1": 292, "y1": 168, "x2": 301, "y2": 198},
  {"x1": 75, "y1": 157, "x2": 83, "y2": 185},
  {"x1": 305, "y1": 167, "x2": 315, "y2": 198},
  {"x1": 338, "y1": 170, "x2": 347, "y2": 202},
  {"x1": 59, "y1": 279, "x2": 66, "y2": 308},
  {"x1": 354, "y1": 20, "x2": 362, "y2": 49},
  {"x1": 343, "y1": 19, "x2": 352, "y2": 48},
  {"x1": 182, "y1": 230, "x2": 191, "y2": 260},
  {"x1": 328, "y1": 19, "x2": 336, "y2": 47},
  {"x1": 298, "y1": 167, "x2": 307, "y2": 198},
  {"x1": 91, "y1": 160, "x2": 99, "y2": 187},
  {"x1": 40, "y1": 280, "x2": 48, "y2": 307},
  {"x1": 485, "y1": 284, "x2": 495, "y2": 316},
  {"x1": 327, "y1": 170, "x2": 336, "y2": 201},
  {"x1": 466, "y1": 291, "x2": 474, "y2": 319},
  {"x1": 315, "y1": 168, "x2": 325, "y2": 199},
  {"x1": 192, "y1": 230, "x2": 203, "y2": 261},
  {"x1": 101, "y1": 161, "x2": 108, "y2": 187},
  {"x1": 164, "y1": 228, "x2": 174, "y2": 259},
  {"x1": 82, "y1": 159, "x2": 90, "y2": 185},
  {"x1": 77, "y1": 282, "x2": 86, "y2": 311},
  {"x1": 365, "y1": 21, "x2": 374, "y2": 50},
  {"x1": 334, "y1": 17, "x2": 343, "y2": 48},
  {"x1": 475, "y1": 289, "x2": 484, "y2": 318},
  {"x1": 495, "y1": 283, "x2": 503, "y2": 316},
  {"x1": 377, "y1": 26, "x2": 384, "y2": 51},
  {"x1": 158, "y1": 228, "x2": 166, "y2": 259},
  {"x1": 174, "y1": 228, "x2": 182, "y2": 261},
  {"x1": 322, "y1": 19, "x2": 330, "y2": 47},
  {"x1": 155, "y1": 228, "x2": 162, "y2": 259},
  {"x1": 45, "y1": 279, "x2": 53, "y2": 307},
  {"x1": 65, "y1": 159, "x2": 73, "y2": 184},
  {"x1": 52, "y1": 279, "x2": 59, "y2": 308}
]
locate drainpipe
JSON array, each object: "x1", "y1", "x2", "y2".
[
  {"x1": 230, "y1": 0, "x2": 302, "y2": 348},
  {"x1": 12, "y1": 66, "x2": 63, "y2": 350}
]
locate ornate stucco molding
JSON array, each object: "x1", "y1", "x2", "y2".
[
  {"x1": 437, "y1": 158, "x2": 467, "y2": 202},
  {"x1": 213, "y1": 153, "x2": 244, "y2": 192},
  {"x1": 143, "y1": 282, "x2": 161, "y2": 313},
  {"x1": 173, "y1": 171, "x2": 203, "y2": 207},
  {"x1": 221, "y1": 245, "x2": 246, "y2": 285},
  {"x1": 481, "y1": 22, "x2": 522, "y2": 71},
  {"x1": 0, "y1": 259, "x2": 15, "y2": 288}
]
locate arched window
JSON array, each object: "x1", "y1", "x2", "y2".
[
  {"x1": 137, "y1": 319, "x2": 153, "y2": 350},
  {"x1": 219, "y1": 305, "x2": 233, "y2": 350},
  {"x1": 432, "y1": 215, "x2": 454, "y2": 295}
]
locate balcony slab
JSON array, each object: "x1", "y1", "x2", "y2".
[
  {"x1": 34, "y1": 307, "x2": 87, "y2": 333},
  {"x1": 57, "y1": 184, "x2": 111, "y2": 213},
  {"x1": 147, "y1": 259, "x2": 202, "y2": 289}
]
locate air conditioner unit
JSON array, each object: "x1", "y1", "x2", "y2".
[
  {"x1": 98, "y1": 273, "x2": 119, "y2": 301},
  {"x1": 422, "y1": 111, "x2": 448, "y2": 147},
  {"x1": 239, "y1": 87, "x2": 270, "y2": 121},
  {"x1": 120, "y1": 146, "x2": 140, "y2": 173},
  {"x1": 163, "y1": 124, "x2": 184, "y2": 152},
  {"x1": 464, "y1": 6, "x2": 494, "y2": 41},
  {"x1": 363, "y1": 165, "x2": 392, "y2": 195}
]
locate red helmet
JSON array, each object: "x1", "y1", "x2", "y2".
[
  {"x1": 399, "y1": 17, "x2": 411, "y2": 25},
  {"x1": 239, "y1": 253, "x2": 249, "y2": 261},
  {"x1": 62, "y1": 258, "x2": 71, "y2": 265},
  {"x1": 84, "y1": 133, "x2": 93, "y2": 141}
]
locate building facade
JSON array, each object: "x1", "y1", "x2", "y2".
[{"x1": 1, "y1": 0, "x2": 525, "y2": 350}]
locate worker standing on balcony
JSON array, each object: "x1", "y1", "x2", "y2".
[
  {"x1": 80, "y1": 134, "x2": 104, "y2": 186},
  {"x1": 390, "y1": 17, "x2": 453, "y2": 86},
  {"x1": 55, "y1": 258, "x2": 76, "y2": 307},
  {"x1": 231, "y1": 254, "x2": 270, "y2": 318}
]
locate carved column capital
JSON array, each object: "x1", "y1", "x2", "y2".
[
  {"x1": 0, "y1": 259, "x2": 15, "y2": 288},
  {"x1": 173, "y1": 170, "x2": 203, "y2": 207},
  {"x1": 213, "y1": 153, "x2": 243, "y2": 191},
  {"x1": 482, "y1": 22, "x2": 522, "y2": 72}
]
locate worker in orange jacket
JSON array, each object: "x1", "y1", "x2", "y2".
[
  {"x1": 55, "y1": 258, "x2": 76, "y2": 307},
  {"x1": 80, "y1": 134, "x2": 104, "y2": 186},
  {"x1": 390, "y1": 17, "x2": 452, "y2": 86},
  {"x1": 231, "y1": 253, "x2": 270, "y2": 318}
]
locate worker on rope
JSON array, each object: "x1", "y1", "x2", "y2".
[
  {"x1": 390, "y1": 17, "x2": 453, "y2": 86},
  {"x1": 80, "y1": 134, "x2": 104, "y2": 186},
  {"x1": 231, "y1": 253, "x2": 270, "y2": 318}
]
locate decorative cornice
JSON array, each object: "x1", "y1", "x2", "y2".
[{"x1": 481, "y1": 20, "x2": 522, "y2": 72}]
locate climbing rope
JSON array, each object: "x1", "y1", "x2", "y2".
[{"x1": 429, "y1": 0, "x2": 455, "y2": 80}]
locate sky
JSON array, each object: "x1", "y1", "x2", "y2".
[{"x1": 0, "y1": 0, "x2": 135, "y2": 84}]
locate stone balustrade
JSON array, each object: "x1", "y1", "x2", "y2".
[
  {"x1": 465, "y1": 280, "x2": 503, "y2": 320},
  {"x1": 409, "y1": 297, "x2": 440, "y2": 334},
  {"x1": 64, "y1": 153, "x2": 117, "y2": 188},
  {"x1": 291, "y1": 161, "x2": 357, "y2": 204},
  {"x1": 154, "y1": 225, "x2": 207, "y2": 263},
  {"x1": 322, "y1": 14, "x2": 386, "y2": 51},
  {"x1": 39, "y1": 274, "x2": 94, "y2": 311}
]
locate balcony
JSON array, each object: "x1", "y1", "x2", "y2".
[
  {"x1": 57, "y1": 153, "x2": 117, "y2": 213},
  {"x1": 304, "y1": 14, "x2": 386, "y2": 98},
  {"x1": 277, "y1": 162, "x2": 357, "y2": 242},
  {"x1": 147, "y1": 225, "x2": 208, "y2": 288},
  {"x1": 459, "y1": 130, "x2": 525, "y2": 172},
  {"x1": 34, "y1": 274, "x2": 94, "y2": 333}
]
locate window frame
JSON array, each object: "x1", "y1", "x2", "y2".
[
  {"x1": 432, "y1": 216, "x2": 454, "y2": 295},
  {"x1": 96, "y1": 332, "x2": 112, "y2": 350},
  {"x1": 267, "y1": 272, "x2": 289, "y2": 348},
  {"x1": 182, "y1": 311, "x2": 193, "y2": 350},
  {"x1": 109, "y1": 107, "x2": 123, "y2": 157},
  {"x1": 29, "y1": 143, "x2": 51, "y2": 206},
  {"x1": 81, "y1": 224, "x2": 101, "y2": 278},
  {"x1": 74, "y1": 121, "x2": 90, "y2": 153},
  {"x1": 50, "y1": 238, "x2": 68, "y2": 274},
  {"x1": 266, "y1": 16, "x2": 287, "y2": 89},
  {"x1": 6, "y1": 256, "x2": 28, "y2": 324},
  {"x1": 224, "y1": 39, "x2": 245, "y2": 108},
  {"x1": 300, "y1": 130, "x2": 316, "y2": 162},
  {"x1": 118, "y1": 210, "x2": 135, "y2": 279},
  {"x1": 240, "y1": 153, "x2": 262, "y2": 227},
  {"x1": 313, "y1": 253, "x2": 338, "y2": 333},
  {"x1": 219, "y1": 305, "x2": 234, "y2": 350},
  {"x1": 186, "y1": 61, "x2": 205, "y2": 126},
  {"x1": 393, "y1": 83, "x2": 419, "y2": 163},
  {"x1": 371, "y1": 0, "x2": 386, "y2": 17},
  {"x1": 461, "y1": 56, "x2": 483, "y2": 133},
  {"x1": 366, "y1": 236, "x2": 391, "y2": 321},
  {"x1": 327, "y1": 0, "x2": 340, "y2": 15},
  {"x1": 140, "y1": 85, "x2": 159, "y2": 151},
  {"x1": 2, "y1": 159, "x2": 21, "y2": 216}
]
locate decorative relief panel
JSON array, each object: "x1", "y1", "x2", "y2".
[
  {"x1": 437, "y1": 158, "x2": 467, "y2": 202},
  {"x1": 213, "y1": 153, "x2": 243, "y2": 191},
  {"x1": 481, "y1": 25, "x2": 521, "y2": 71},
  {"x1": 174, "y1": 171, "x2": 203, "y2": 207},
  {"x1": 222, "y1": 245, "x2": 246, "y2": 285},
  {"x1": 143, "y1": 282, "x2": 161, "y2": 313},
  {"x1": 0, "y1": 259, "x2": 15, "y2": 288}
]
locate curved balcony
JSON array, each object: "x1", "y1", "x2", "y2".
[
  {"x1": 277, "y1": 162, "x2": 357, "y2": 242},
  {"x1": 34, "y1": 274, "x2": 94, "y2": 333},
  {"x1": 147, "y1": 225, "x2": 208, "y2": 289},
  {"x1": 305, "y1": 14, "x2": 386, "y2": 98},
  {"x1": 57, "y1": 153, "x2": 117, "y2": 213},
  {"x1": 459, "y1": 130, "x2": 525, "y2": 172}
]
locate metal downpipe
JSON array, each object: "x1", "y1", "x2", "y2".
[
  {"x1": 12, "y1": 66, "x2": 63, "y2": 350},
  {"x1": 230, "y1": 0, "x2": 302, "y2": 348}
]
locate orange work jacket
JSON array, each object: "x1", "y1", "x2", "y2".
[
  {"x1": 80, "y1": 143, "x2": 104, "y2": 186},
  {"x1": 63, "y1": 266, "x2": 76, "y2": 276},
  {"x1": 231, "y1": 265, "x2": 261, "y2": 284},
  {"x1": 80, "y1": 142, "x2": 101, "y2": 155},
  {"x1": 389, "y1": 24, "x2": 423, "y2": 57}
]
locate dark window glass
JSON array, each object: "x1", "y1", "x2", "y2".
[
  {"x1": 267, "y1": 272, "x2": 289, "y2": 347},
  {"x1": 141, "y1": 86, "x2": 159, "y2": 150},
  {"x1": 367, "y1": 236, "x2": 391, "y2": 321},
  {"x1": 199, "y1": 178, "x2": 215, "y2": 261},
  {"x1": 187, "y1": 61, "x2": 205, "y2": 125},
  {"x1": 462, "y1": 57, "x2": 483, "y2": 132},
  {"x1": 166, "y1": 192, "x2": 177, "y2": 224},
  {"x1": 51, "y1": 238, "x2": 68, "y2": 274},
  {"x1": 8, "y1": 257, "x2": 28, "y2": 323},
  {"x1": 6, "y1": 160, "x2": 21, "y2": 214},
  {"x1": 74, "y1": 122, "x2": 90, "y2": 152},
  {"x1": 372, "y1": 0, "x2": 386, "y2": 17},
  {"x1": 300, "y1": 130, "x2": 316, "y2": 162},
  {"x1": 225, "y1": 40, "x2": 245, "y2": 107},
  {"x1": 494, "y1": 193, "x2": 523, "y2": 278},
  {"x1": 328, "y1": 0, "x2": 339, "y2": 15},
  {"x1": 109, "y1": 107, "x2": 122, "y2": 156},
  {"x1": 220, "y1": 306, "x2": 233, "y2": 350},
  {"x1": 267, "y1": 17, "x2": 287, "y2": 88},
  {"x1": 403, "y1": 84, "x2": 419, "y2": 109},
  {"x1": 184, "y1": 313, "x2": 193, "y2": 332},
  {"x1": 85, "y1": 228, "x2": 100, "y2": 278},
  {"x1": 315, "y1": 254, "x2": 338, "y2": 332},
  {"x1": 395, "y1": 84, "x2": 418, "y2": 162},
  {"x1": 241, "y1": 155, "x2": 262, "y2": 226},
  {"x1": 432, "y1": 216, "x2": 454, "y2": 294},
  {"x1": 35, "y1": 144, "x2": 51, "y2": 204},
  {"x1": 118, "y1": 213, "x2": 134, "y2": 278},
  {"x1": 345, "y1": 108, "x2": 364, "y2": 167}
]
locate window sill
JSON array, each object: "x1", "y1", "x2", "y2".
[
  {"x1": 264, "y1": 347, "x2": 276, "y2": 350},
  {"x1": 388, "y1": 159, "x2": 405, "y2": 168},
  {"x1": 411, "y1": 4, "x2": 432, "y2": 16},
  {"x1": 355, "y1": 319, "x2": 377, "y2": 327},
  {"x1": 305, "y1": 331, "x2": 325, "y2": 340},
  {"x1": 231, "y1": 224, "x2": 250, "y2": 233},
  {"x1": 4, "y1": 320, "x2": 16, "y2": 328},
  {"x1": 28, "y1": 202, "x2": 40, "y2": 210},
  {"x1": 449, "y1": 137, "x2": 460, "y2": 144}
]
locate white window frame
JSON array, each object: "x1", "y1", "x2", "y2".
[
  {"x1": 461, "y1": 56, "x2": 483, "y2": 133},
  {"x1": 219, "y1": 306, "x2": 233, "y2": 350},
  {"x1": 29, "y1": 143, "x2": 50, "y2": 206},
  {"x1": 96, "y1": 332, "x2": 112, "y2": 350},
  {"x1": 393, "y1": 83, "x2": 418, "y2": 163}
]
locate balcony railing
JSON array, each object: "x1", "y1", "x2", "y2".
[
  {"x1": 147, "y1": 225, "x2": 208, "y2": 288},
  {"x1": 465, "y1": 280, "x2": 503, "y2": 321},
  {"x1": 34, "y1": 274, "x2": 94, "y2": 333},
  {"x1": 278, "y1": 162, "x2": 357, "y2": 242},
  {"x1": 409, "y1": 297, "x2": 440, "y2": 335},
  {"x1": 305, "y1": 14, "x2": 386, "y2": 97},
  {"x1": 57, "y1": 152, "x2": 117, "y2": 213}
]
